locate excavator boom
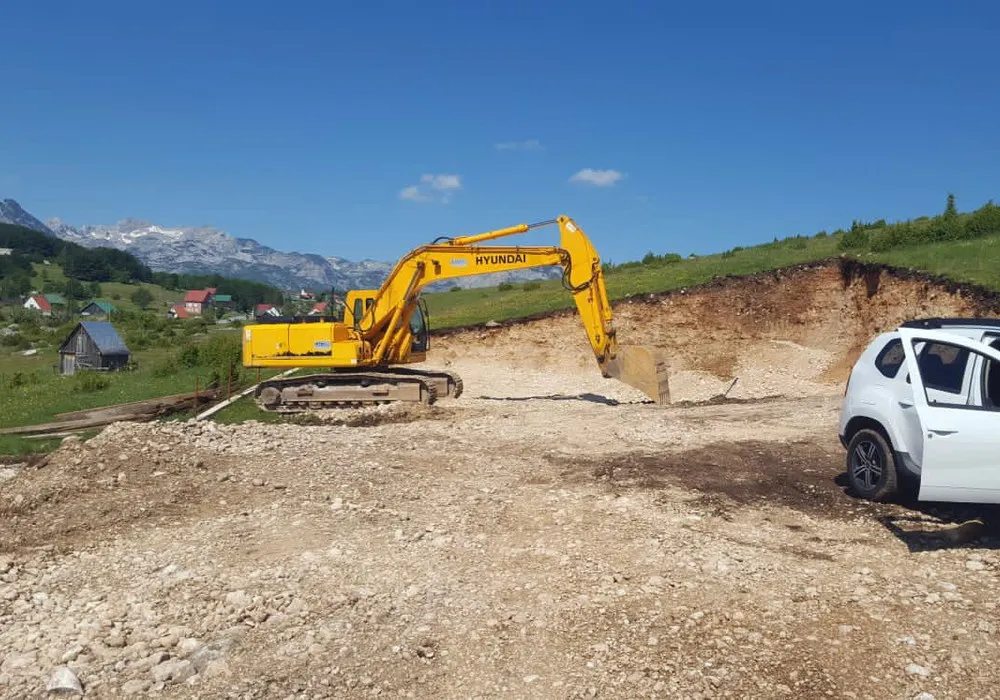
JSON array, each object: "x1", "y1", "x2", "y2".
[{"x1": 243, "y1": 216, "x2": 669, "y2": 409}]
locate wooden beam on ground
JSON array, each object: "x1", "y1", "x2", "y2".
[{"x1": 194, "y1": 369, "x2": 298, "y2": 421}]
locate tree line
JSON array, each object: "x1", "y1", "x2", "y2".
[
  {"x1": 838, "y1": 195, "x2": 1000, "y2": 253},
  {"x1": 151, "y1": 271, "x2": 284, "y2": 310}
]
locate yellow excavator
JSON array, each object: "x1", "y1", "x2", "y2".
[{"x1": 242, "y1": 216, "x2": 669, "y2": 411}]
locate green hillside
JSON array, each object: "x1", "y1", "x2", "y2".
[
  {"x1": 426, "y1": 196, "x2": 1000, "y2": 329},
  {"x1": 28, "y1": 262, "x2": 180, "y2": 313}
]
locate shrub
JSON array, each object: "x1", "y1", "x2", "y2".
[
  {"x1": 838, "y1": 228, "x2": 869, "y2": 251},
  {"x1": 0, "y1": 332, "x2": 22, "y2": 347},
  {"x1": 198, "y1": 333, "x2": 242, "y2": 386},
  {"x1": 5, "y1": 372, "x2": 28, "y2": 389},
  {"x1": 71, "y1": 372, "x2": 111, "y2": 393},
  {"x1": 178, "y1": 343, "x2": 200, "y2": 368},
  {"x1": 497, "y1": 282, "x2": 515, "y2": 292},
  {"x1": 967, "y1": 201, "x2": 1000, "y2": 237},
  {"x1": 522, "y1": 281, "x2": 541, "y2": 291},
  {"x1": 449, "y1": 286, "x2": 461, "y2": 292},
  {"x1": 868, "y1": 234, "x2": 893, "y2": 253}
]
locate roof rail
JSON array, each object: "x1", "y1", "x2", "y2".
[{"x1": 901, "y1": 317, "x2": 1000, "y2": 330}]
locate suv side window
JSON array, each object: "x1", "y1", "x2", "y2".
[
  {"x1": 874, "y1": 339, "x2": 905, "y2": 378},
  {"x1": 910, "y1": 339, "x2": 997, "y2": 409},
  {"x1": 917, "y1": 341, "x2": 970, "y2": 395}
]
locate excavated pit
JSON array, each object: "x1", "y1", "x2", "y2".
[{"x1": 429, "y1": 258, "x2": 1000, "y2": 403}]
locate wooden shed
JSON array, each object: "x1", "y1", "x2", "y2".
[{"x1": 58, "y1": 322, "x2": 130, "y2": 375}]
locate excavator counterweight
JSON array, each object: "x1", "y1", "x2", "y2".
[{"x1": 242, "y1": 216, "x2": 669, "y2": 409}]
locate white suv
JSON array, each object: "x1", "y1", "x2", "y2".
[{"x1": 839, "y1": 319, "x2": 1000, "y2": 503}]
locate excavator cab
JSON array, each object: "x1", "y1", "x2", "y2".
[{"x1": 344, "y1": 290, "x2": 378, "y2": 330}]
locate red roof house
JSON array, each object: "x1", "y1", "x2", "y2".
[
  {"x1": 308, "y1": 301, "x2": 328, "y2": 316},
  {"x1": 23, "y1": 294, "x2": 52, "y2": 315},
  {"x1": 183, "y1": 289, "x2": 214, "y2": 315},
  {"x1": 255, "y1": 303, "x2": 281, "y2": 318}
]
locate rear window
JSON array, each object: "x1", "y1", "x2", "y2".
[{"x1": 874, "y1": 339, "x2": 905, "y2": 378}]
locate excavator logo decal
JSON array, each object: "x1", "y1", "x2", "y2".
[{"x1": 475, "y1": 253, "x2": 527, "y2": 265}]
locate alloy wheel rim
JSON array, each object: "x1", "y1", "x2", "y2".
[{"x1": 852, "y1": 440, "x2": 883, "y2": 490}]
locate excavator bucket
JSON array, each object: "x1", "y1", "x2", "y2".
[{"x1": 602, "y1": 346, "x2": 671, "y2": 404}]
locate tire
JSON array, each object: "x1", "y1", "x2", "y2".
[{"x1": 846, "y1": 428, "x2": 899, "y2": 501}]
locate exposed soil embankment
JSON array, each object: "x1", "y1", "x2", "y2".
[{"x1": 431, "y1": 258, "x2": 1000, "y2": 402}]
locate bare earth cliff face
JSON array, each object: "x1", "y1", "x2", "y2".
[{"x1": 2, "y1": 260, "x2": 1000, "y2": 698}]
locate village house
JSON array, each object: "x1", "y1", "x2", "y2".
[
  {"x1": 80, "y1": 300, "x2": 116, "y2": 318},
  {"x1": 183, "y1": 288, "x2": 214, "y2": 315},
  {"x1": 308, "y1": 301, "x2": 328, "y2": 316},
  {"x1": 255, "y1": 303, "x2": 281, "y2": 318},
  {"x1": 58, "y1": 321, "x2": 130, "y2": 375},
  {"x1": 23, "y1": 293, "x2": 66, "y2": 316}
]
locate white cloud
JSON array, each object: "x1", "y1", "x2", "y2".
[
  {"x1": 495, "y1": 139, "x2": 543, "y2": 152},
  {"x1": 569, "y1": 168, "x2": 624, "y2": 187},
  {"x1": 399, "y1": 173, "x2": 462, "y2": 203},
  {"x1": 420, "y1": 173, "x2": 461, "y2": 191},
  {"x1": 398, "y1": 185, "x2": 429, "y2": 202}
]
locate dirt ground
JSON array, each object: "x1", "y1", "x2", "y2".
[{"x1": 3, "y1": 262, "x2": 1000, "y2": 698}]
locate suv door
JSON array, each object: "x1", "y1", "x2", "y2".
[{"x1": 899, "y1": 328, "x2": 1000, "y2": 503}]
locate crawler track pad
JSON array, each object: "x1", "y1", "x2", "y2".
[{"x1": 602, "y1": 346, "x2": 670, "y2": 404}]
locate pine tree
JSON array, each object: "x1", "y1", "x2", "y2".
[{"x1": 945, "y1": 193, "x2": 957, "y2": 218}]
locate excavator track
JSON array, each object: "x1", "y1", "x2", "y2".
[
  {"x1": 381, "y1": 367, "x2": 464, "y2": 399},
  {"x1": 254, "y1": 368, "x2": 462, "y2": 412}
]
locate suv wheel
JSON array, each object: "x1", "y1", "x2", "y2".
[{"x1": 846, "y1": 428, "x2": 898, "y2": 501}]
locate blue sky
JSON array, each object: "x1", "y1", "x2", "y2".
[{"x1": 2, "y1": 1, "x2": 998, "y2": 263}]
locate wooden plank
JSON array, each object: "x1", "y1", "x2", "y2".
[
  {"x1": 1, "y1": 389, "x2": 220, "y2": 437},
  {"x1": 194, "y1": 369, "x2": 298, "y2": 421},
  {"x1": 53, "y1": 390, "x2": 216, "y2": 421}
]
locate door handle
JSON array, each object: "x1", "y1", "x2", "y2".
[
  {"x1": 898, "y1": 401, "x2": 914, "y2": 408},
  {"x1": 928, "y1": 429, "x2": 958, "y2": 437}
]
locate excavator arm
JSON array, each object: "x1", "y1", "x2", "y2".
[{"x1": 353, "y1": 216, "x2": 668, "y2": 402}]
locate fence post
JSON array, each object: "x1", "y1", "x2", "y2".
[{"x1": 195, "y1": 377, "x2": 200, "y2": 410}]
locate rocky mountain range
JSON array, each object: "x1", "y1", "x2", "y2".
[
  {"x1": 1, "y1": 198, "x2": 559, "y2": 291},
  {"x1": 0, "y1": 199, "x2": 54, "y2": 235}
]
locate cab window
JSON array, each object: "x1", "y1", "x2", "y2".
[{"x1": 409, "y1": 307, "x2": 428, "y2": 352}]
